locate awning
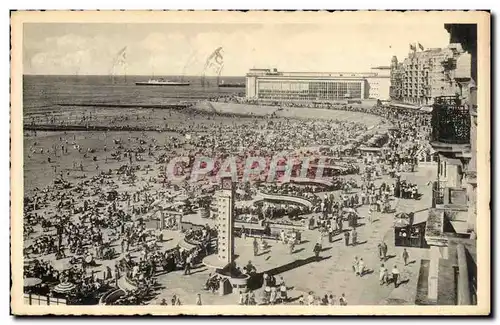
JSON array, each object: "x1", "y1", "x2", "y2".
[
  {"x1": 394, "y1": 211, "x2": 429, "y2": 227},
  {"x1": 412, "y1": 211, "x2": 429, "y2": 225},
  {"x1": 394, "y1": 218, "x2": 410, "y2": 228},
  {"x1": 420, "y1": 106, "x2": 434, "y2": 113}
]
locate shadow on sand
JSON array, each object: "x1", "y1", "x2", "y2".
[
  {"x1": 247, "y1": 255, "x2": 332, "y2": 290},
  {"x1": 265, "y1": 255, "x2": 332, "y2": 277}
]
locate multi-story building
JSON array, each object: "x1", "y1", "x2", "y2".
[
  {"x1": 422, "y1": 24, "x2": 478, "y2": 306},
  {"x1": 389, "y1": 56, "x2": 404, "y2": 100},
  {"x1": 245, "y1": 68, "x2": 391, "y2": 102},
  {"x1": 391, "y1": 44, "x2": 470, "y2": 106}
]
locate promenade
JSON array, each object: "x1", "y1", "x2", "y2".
[{"x1": 148, "y1": 166, "x2": 433, "y2": 305}]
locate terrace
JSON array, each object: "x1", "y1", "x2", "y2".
[{"x1": 430, "y1": 96, "x2": 471, "y2": 151}]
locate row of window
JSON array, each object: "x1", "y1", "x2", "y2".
[
  {"x1": 257, "y1": 81, "x2": 364, "y2": 100},
  {"x1": 257, "y1": 93, "x2": 363, "y2": 100}
]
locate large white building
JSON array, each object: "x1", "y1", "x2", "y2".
[{"x1": 245, "y1": 67, "x2": 390, "y2": 102}]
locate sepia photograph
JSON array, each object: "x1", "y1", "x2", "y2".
[{"x1": 10, "y1": 10, "x2": 490, "y2": 315}]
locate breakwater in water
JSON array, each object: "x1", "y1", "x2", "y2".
[
  {"x1": 57, "y1": 103, "x2": 192, "y2": 110},
  {"x1": 23, "y1": 124, "x2": 185, "y2": 133}
]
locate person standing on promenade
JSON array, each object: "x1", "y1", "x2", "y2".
[
  {"x1": 184, "y1": 254, "x2": 192, "y2": 275},
  {"x1": 196, "y1": 293, "x2": 202, "y2": 305},
  {"x1": 344, "y1": 230, "x2": 350, "y2": 246},
  {"x1": 392, "y1": 265, "x2": 400, "y2": 288},
  {"x1": 288, "y1": 239, "x2": 295, "y2": 254},
  {"x1": 351, "y1": 228, "x2": 357, "y2": 246},
  {"x1": 381, "y1": 241, "x2": 388, "y2": 261},
  {"x1": 402, "y1": 248, "x2": 409, "y2": 266},
  {"x1": 313, "y1": 243, "x2": 321, "y2": 258},
  {"x1": 317, "y1": 232, "x2": 323, "y2": 251},
  {"x1": 379, "y1": 263, "x2": 388, "y2": 285},
  {"x1": 253, "y1": 237, "x2": 258, "y2": 256}
]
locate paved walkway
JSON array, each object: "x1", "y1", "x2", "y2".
[{"x1": 147, "y1": 166, "x2": 435, "y2": 305}]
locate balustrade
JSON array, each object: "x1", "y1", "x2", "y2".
[{"x1": 431, "y1": 96, "x2": 470, "y2": 144}]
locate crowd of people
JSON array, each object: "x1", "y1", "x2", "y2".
[
  {"x1": 395, "y1": 180, "x2": 420, "y2": 200},
  {"x1": 23, "y1": 91, "x2": 433, "y2": 306},
  {"x1": 298, "y1": 292, "x2": 349, "y2": 306}
]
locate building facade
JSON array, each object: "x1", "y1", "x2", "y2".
[
  {"x1": 424, "y1": 24, "x2": 478, "y2": 306},
  {"x1": 368, "y1": 66, "x2": 391, "y2": 100},
  {"x1": 246, "y1": 68, "x2": 390, "y2": 102},
  {"x1": 390, "y1": 44, "x2": 471, "y2": 106},
  {"x1": 389, "y1": 56, "x2": 404, "y2": 100}
]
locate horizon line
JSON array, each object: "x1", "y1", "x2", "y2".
[{"x1": 22, "y1": 73, "x2": 246, "y2": 78}]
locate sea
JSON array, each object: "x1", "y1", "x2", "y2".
[{"x1": 22, "y1": 75, "x2": 246, "y2": 116}]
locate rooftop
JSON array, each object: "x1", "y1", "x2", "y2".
[{"x1": 247, "y1": 68, "x2": 385, "y2": 78}]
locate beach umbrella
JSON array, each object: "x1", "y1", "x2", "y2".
[
  {"x1": 24, "y1": 277, "x2": 42, "y2": 287},
  {"x1": 395, "y1": 212, "x2": 411, "y2": 219},
  {"x1": 394, "y1": 218, "x2": 410, "y2": 228},
  {"x1": 53, "y1": 281, "x2": 76, "y2": 294},
  {"x1": 394, "y1": 212, "x2": 412, "y2": 227}
]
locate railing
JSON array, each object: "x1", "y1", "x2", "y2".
[
  {"x1": 24, "y1": 293, "x2": 67, "y2": 305},
  {"x1": 431, "y1": 96, "x2": 471, "y2": 144}
]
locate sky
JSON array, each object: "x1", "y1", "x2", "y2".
[{"x1": 23, "y1": 21, "x2": 451, "y2": 76}]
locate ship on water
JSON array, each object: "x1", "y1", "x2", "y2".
[
  {"x1": 135, "y1": 78, "x2": 191, "y2": 86},
  {"x1": 218, "y1": 80, "x2": 245, "y2": 88}
]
